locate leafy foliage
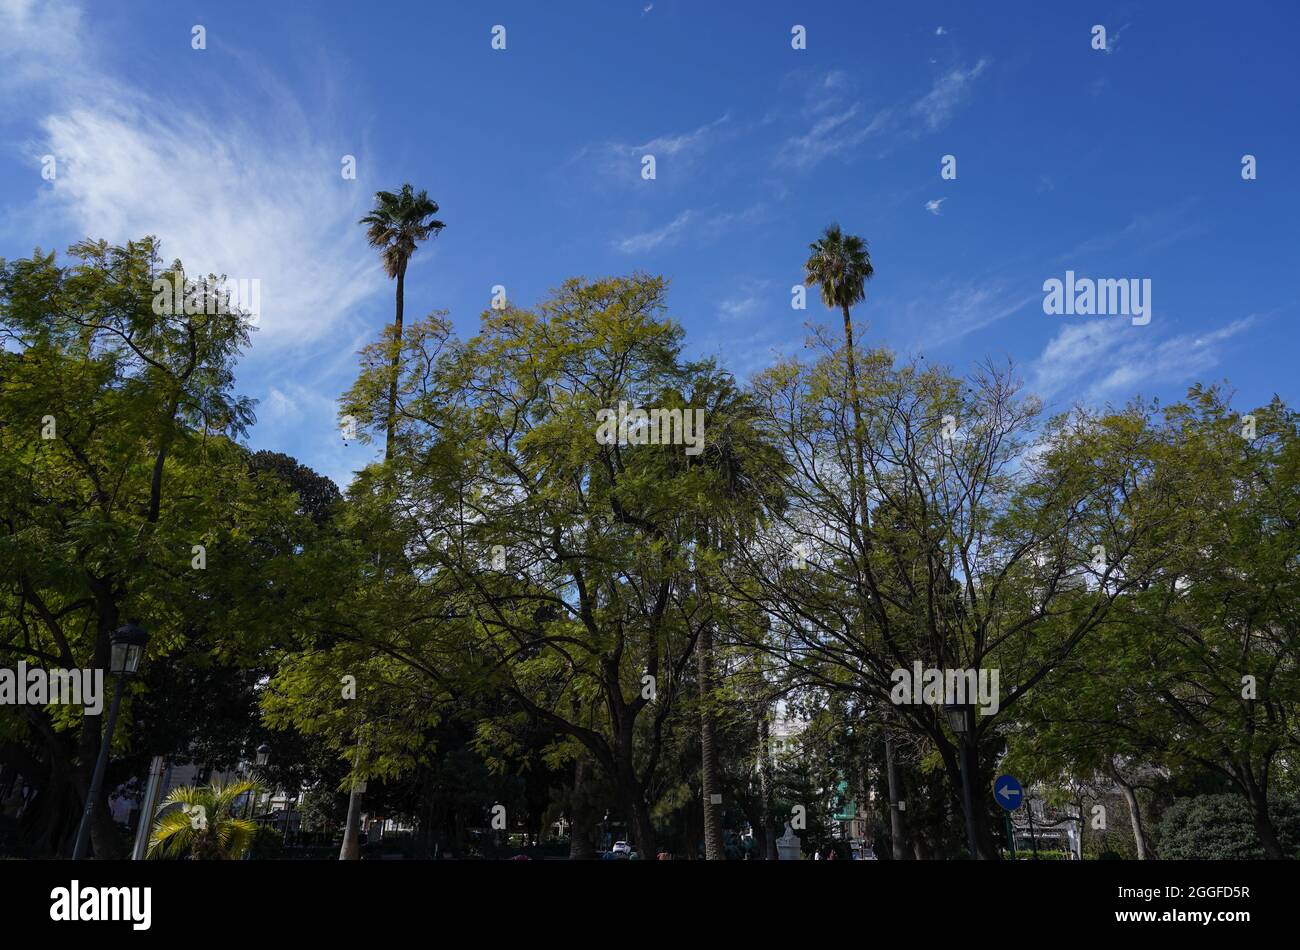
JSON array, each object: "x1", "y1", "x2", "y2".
[{"x1": 148, "y1": 778, "x2": 262, "y2": 860}]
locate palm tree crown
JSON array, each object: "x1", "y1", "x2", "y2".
[
  {"x1": 803, "y1": 223, "x2": 874, "y2": 312},
  {"x1": 360, "y1": 184, "x2": 445, "y2": 278},
  {"x1": 148, "y1": 778, "x2": 263, "y2": 860}
]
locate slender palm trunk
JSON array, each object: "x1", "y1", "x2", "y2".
[
  {"x1": 839, "y1": 301, "x2": 909, "y2": 858},
  {"x1": 384, "y1": 264, "x2": 406, "y2": 460},
  {"x1": 344, "y1": 263, "x2": 408, "y2": 861},
  {"x1": 840, "y1": 303, "x2": 867, "y2": 497}
]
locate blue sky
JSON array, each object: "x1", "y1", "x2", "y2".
[{"x1": 2, "y1": 0, "x2": 1296, "y2": 488}]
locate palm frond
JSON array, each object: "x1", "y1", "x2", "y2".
[
  {"x1": 360, "y1": 183, "x2": 445, "y2": 277},
  {"x1": 146, "y1": 779, "x2": 267, "y2": 859}
]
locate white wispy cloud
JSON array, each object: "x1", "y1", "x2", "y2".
[
  {"x1": 35, "y1": 102, "x2": 383, "y2": 348},
  {"x1": 1, "y1": 0, "x2": 399, "y2": 490},
  {"x1": 613, "y1": 205, "x2": 762, "y2": 255},
  {"x1": 7, "y1": 0, "x2": 385, "y2": 351},
  {"x1": 574, "y1": 114, "x2": 731, "y2": 182},
  {"x1": 719, "y1": 296, "x2": 761, "y2": 322},
  {"x1": 1102, "y1": 22, "x2": 1131, "y2": 55},
  {"x1": 263, "y1": 386, "x2": 305, "y2": 423},
  {"x1": 912, "y1": 58, "x2": 989, "y2": 130},
  {"x1": 251, "y1": 380, "x2": 358, "y2": 487},
  {"x1": 1056, "y1": 200, "x2": 1206, "y2": 264},
  {"x1": 1030, "y1": 316, "x2": 1254, "y2": 405},
  {"x1": 0, "y1": 0, "x2": 86, "y2": 92},
  {"x1": 776, "y1": 104, "x2": 892, "y2": 169},
  {"x1": 689, "y1": 323, "x2": 806, "y2": 381},
  {"x1": 777, "y1": 60, "x2": 989, "y2": 169},
  {"x1": 716, "y1": 279, "x2": 774, "y2": 323},
  {"x1": 614, "y1": 210, "x2": 695, "y2": 253},
  {"x1": 821, "y1": 70, "x2": 851, "y2": 93},
  {"x1": 895, "y1": 281, "x2": 1039, "y2": 351}
]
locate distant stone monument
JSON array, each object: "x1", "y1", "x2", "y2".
[{"x1": 776, "y1": 821, "x2": 802, "y2": 861}]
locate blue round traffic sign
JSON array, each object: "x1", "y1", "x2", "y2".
[{"x1": 993, "y1": 774, "x2": 1023, "y2": 811}]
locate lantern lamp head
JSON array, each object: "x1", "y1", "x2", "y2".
[{"x1": 109, "y1": 621, "x2": 149, "y2": 676}]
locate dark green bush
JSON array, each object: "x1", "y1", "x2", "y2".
[{"x1": 1156, "y1": 794, "x2": 1300, "y2": 859}]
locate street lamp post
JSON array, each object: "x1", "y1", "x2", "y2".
[
  {"x1": 73, "y1": 621, "x2": 149, "y2": 860},
  {"x1": 943, "y1": 702, "x2": 982, "y2": 859},
  {"x1": 238, "y1": 744, "x2": 271, "y2": 861},
  {"x1": 282, "y1": 783, "x2": 296, "y2": 846},
  {"x1": 246, "y1": 743, "x2": 270, "y2": 819}
]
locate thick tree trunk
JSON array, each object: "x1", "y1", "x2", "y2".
[
  {"x1": 88, "y1": 790, "x2": 124, "y2": 860},
  {"x1": 960, "y1": 735, "x2": 1001, "y2": 860},
  {"x1": 956, "y1": 734, "x2": 982, "y2": 858},
  {"x1": 972, "y1": 796, "x2": 1001, "y2": 859},
  {"x1": 567, "y1": 760, "x2": 597, "y2": 860},
  {"x1": 568, "y1": 819, "x2": 595, "y2": 859},
  {"x1": 610, "y1": 735, "x2": 656, "y2": 857},
  {"x1": 624, "y1": 787, "x2": 655, "y2": 858},
  {"x1": 697, "y1": 623, "x2": 724, "y2": 860},
  {"x1": 937, "y1": 735, "x2": 1000, "y2": 860},
  {"x1": 1241, "y1": 775, "x2": 1284, "y2": 860}
]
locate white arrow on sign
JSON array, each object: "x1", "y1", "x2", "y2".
[{"x1": 996, "y1": 782, "x2": 1021, "y2": 804}]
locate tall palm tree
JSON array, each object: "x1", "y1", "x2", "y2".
[
  {"x1": 803, "y1": 224, "x2": 874, "y2": 565},
  {"x1": 360, "y1": 183, "x2": 445, "y2": 459},
  {"x1": 803, "y1": 223, "x2": 873, "y2": 439},
  {"x1": 803, "y1": 224, "x2": 909, "y2": 858},
  {"x1": 350, "y1": 185, "x2": 442, "y2": 861},
  {"x1": 147, "y1": 779, "x2": 263, "y2": 860}
]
